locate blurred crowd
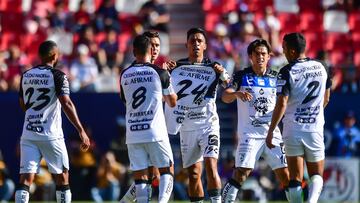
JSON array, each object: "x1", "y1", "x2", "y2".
[
  {"x1": 204, "y1": 0, "x2": 360, "y2": 93},
  {"x1": 0, "y1": 0, "x2": 170, "y2": 93},
  {"x1": 0, "y1": 0, "x2": 360, "y2": 93}
]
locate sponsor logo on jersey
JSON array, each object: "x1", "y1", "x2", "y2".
[
  {"x1": 130, "y1": 123, "x2": 150, "y2": 131},
  {"x1": 129, "y1": 77, "x2": 152, "y2": 84},
  {"x1": 259, "y1": 88, "x2": 264, "y2": 95},
  {"x1": 129, "y1": 110, "x2": 153, "y2": 117},
  {"x1": 123, "y1": 70, "x2": 153, "y2": 78},
  {"x1": 253, "y1": 97, "x2": 269, "y2": 115},
  {"x1": 302, "y1": 71, "x2": 323, "y2": 79},
  {"x1": 251, "y1": 118, "x2": 269, "y2": 127},
  {"x1": 276, "y1": 79, "x2": 286, "y2": 86},
  {"x1": 258, "y1": 78, "x2": 265, "y2": 86}
]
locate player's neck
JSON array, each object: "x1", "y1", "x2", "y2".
[
  {"x1": 41, "y1": 61, "x2": 55, "y2": 68},
  {"x1": 295, "y1": 53, "x2": 307, "y2": 61},
  {"x1": 189, "y1": 56, "x2": 203, "y2": 64},
  {"x1": 253, "y1": 66, "x2": 267, "y2": 76},
  {"x1": 135, "y1": 56, "x2": 151, "y2": 64}
]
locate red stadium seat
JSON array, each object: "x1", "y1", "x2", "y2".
[
  {"x1": 277, "y1": 12, "x2": 300, "y2": 33},
  {"x1": 0, "y1": 11, "x2": 25, "y2": 33},
  {"x1": 329, "y1": 51, "x2": 347, "y2": 66},
  {"x1": 349, "y1": 11, "x2": 360, "y2": 32},
  {"x1": 0, "y1": 31, "x2": 20, "y2": 50},
  {"x1": 304, "y1": 31, "x2": 324, "y2": 56},
  {"x1": 354, "y1": 51, "x2": 360, "y2": 66},
  {"x1": 298, "y1": 0, "x2": 322, "y2": 11},
  {"x1": 244, "y1": 0, "x2": 273, "y2": 13},
  {"x1": 118, "y1": 32, "x2": 132, "y2": 53},
  {"x1": 204, "y1": 13, "x2": 220, "y2": 32},
  {"x1": 351, "y1": 32, "x2": 360, "y2": 51},
  {"x1": 300, "y1": 11, "x2": 324, "y2": 32},
  {"x1": 325, "y1": 33, "x2": 351, "y2": 52}
]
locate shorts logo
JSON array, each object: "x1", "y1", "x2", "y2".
[
  {"x1": 205, "y1": 134, "x2": 219, "y2": 155},
  {"x1": 176, "y1": 116, "x2": 184, "y2": 124}
]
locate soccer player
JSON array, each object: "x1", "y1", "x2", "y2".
[
  {"x1": 165, "y1": 27, "x2": 230, "y2": 203},
  {"x1": 16, "y1": 40, "x2": 90, "y2": 203},
  {"x1": 221, "y1": 39, "x2": 290, "y2": 202},
  {"x1": 120, "y1": 30, "x2": 175, "y2": 203},
  {"x1": 266, "y1": 33, "x2": 331, "y2": 203},
  {"x1": 119, "y1": 34, "x2": 177, "y2": 203}
]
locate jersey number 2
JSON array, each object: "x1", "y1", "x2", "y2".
[{"x1": 302, "y1": 81, "x2": 320, "y2": 104}]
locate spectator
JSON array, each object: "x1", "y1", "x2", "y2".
[
  {"x1": 341, "y1": 53, "x2": 358, "y2": 93},
  {"x1": 70, "y1": 44, "x2": 99, "y2": 92},
  {"x1": 76, "y1": 26, "x2": 99, "y2": 58},
  {"x1": 97, "y1": 29, "x2": 123, "y2": 75},
  {"x1": 4, "y1": 45, "x2": 26, "y2": 91},
  {"x1": 95, "y1": 0, "x2": 120, "y2": 32},
  {"x1": 256, "y1": 6, "x2": 280, "y2": 49},
  {"x1": 138, "y1": 0, "x2": 170, "y2": 55},
  {"x1": 73, "y1": 0, "x2": 92, "y2": 32},
  {"x1": 208, "y1": 23, "x2": 235, "y2": 75},
  {"x1": 91, "y1": 151, "x2": 126, "y2": 202},
  {"x1": 333, "y1": 111, "x2": 360, "y2": 157},
  {"x1": 0, "y1": 150, "x2": 15, "y2": 202},
  {"x1": 48, "y1": 1, "x2": 71, "y2": 31}
]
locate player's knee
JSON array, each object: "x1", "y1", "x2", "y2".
[
  {"x1": 53, "y1": 171, "x2": 69, "y2": 185},
  {"x1": 188, "y1": 168, "x2": 202, "y2": 181},
  {"x1": 19, "y1": 173, "x2": 35, "y2": 185}
]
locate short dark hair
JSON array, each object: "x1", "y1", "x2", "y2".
[
  {"x1": 187, "y1": 27, "x2": 207, "y2": 41},
  {"x1": 38, "y1": 40, "x2": 57, "y2": 58},
  {"x1": 247, "y1": 39, "x2": 271, "y2": 56},
  {"x1": 283, "y1": 32, "x2": 306, "y2": 54},
  {"x1": 133, "y1": 34, "x2": 151, "y2": 56},
  {"x1": 143, "y1": 30, "x2": 160, "y2": 39}
]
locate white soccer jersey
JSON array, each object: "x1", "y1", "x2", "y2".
[
  {"x1": 165, "y1": 58, "x2": 221, "y2": 133},
  {"x1": 277, "y1": 58, "x2": 332, "y2": 133},
  {"x1": 231, "y1": 67, "x2": 281, "y2": 139},
  {"x1": 120, "y1": 62, "x2": 172, "y2": 144},
  {"x1": 19, "y1": 65, "x2": 70, "y2": 141}
]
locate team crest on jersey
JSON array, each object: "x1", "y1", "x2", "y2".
[
  {"x1": 269, "y1": 78, "x2": 276, "y2": 87},
  {"x1": 259, "y1": 88, "x2": 264, "y2": 95},
  {"x1": 253, "y1": 97, "x2": 269, "y2": 115}
]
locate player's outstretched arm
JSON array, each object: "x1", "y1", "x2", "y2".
[
  {"x1": 221, "y1": 88, "x2": 237, "y2": 103},
  {"x1": 59, "y1": 95, "x2": 90, "y2": 151},
  {"x1": 266, "y1": 95, "x2": 288, "y2": 149}
]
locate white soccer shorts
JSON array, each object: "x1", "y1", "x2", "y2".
[
  {"x1": 127, "y1": 139, "x2": 174, "y2": 171},
  {"x1": 282, "y1": 129, "x2": 325, "y2": 162},
  {"x1": 180, "y1": 126, "x2": 220, "y2": 168},
  {"x1": 19, "y1": 138, "x2": 69, "y2": 174},
  {"x1": 235, "y1": 135, "x2": 287, "y2": 170}
]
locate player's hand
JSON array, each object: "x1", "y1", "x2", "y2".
[
  {"x1": 213, "y1": 63, "x2": 225, "y2": 74},
  {"x1": 162, "y1": 60, "x2": 176, "y2": 71},
  {"x1": 266, "y1": 131, "x2": 275, "y2": 149},
  {"x1": 79, "y1": 130, "x2": 90, "y2": 152},
  {"x1": 234, "y1": 91, "x2": 252, "y2": 102}
]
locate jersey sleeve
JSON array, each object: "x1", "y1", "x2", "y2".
[
  {"x1": 156, "y1": 68, "x2": 174, "y2": 95},
  {"x1": 52, "y1": 69, "x2": 70, "y2": 96},
  {"x1": 276, "y1": 66, "x2": 291, "y2": 96}
]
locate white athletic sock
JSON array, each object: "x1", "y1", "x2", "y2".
[
  {"x1": 120, "y1": 182, "x2": 137, "y2": 203},
  {"x1": 15, "y1": 190, "x2": 29, "y2": 203},
  {"x1": 285, "y1": 188, "x2": 290, "y2": 202},
  {"x1": 147, "y1": 183, "x2": 152, "y2": 201},
  {"x1": 289, "y1": 186, "x2": 303, "y2": 203},
  {"x1": 308, "y1": 175, "x2": 323, "y2": 203},
  {"x1": 159, "y1": 174, "x2": 173, "y2": 203},
  {"x1": 222, "y1": 179, "x2": 241, "y2": 203},
  {"x1": 56, "y1": 189, "x2": 71, "y2": 203},
  {"x1": 135, "y1": 183, "x2": 149, "y2": 203}
]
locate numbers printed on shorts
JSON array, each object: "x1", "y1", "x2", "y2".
[
  {"x1": 132, "y1": 86, "x2": 147, "y2": 109},
  {"x1": 24, "y1": 87, "x2": 51, "y2": 111}
]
